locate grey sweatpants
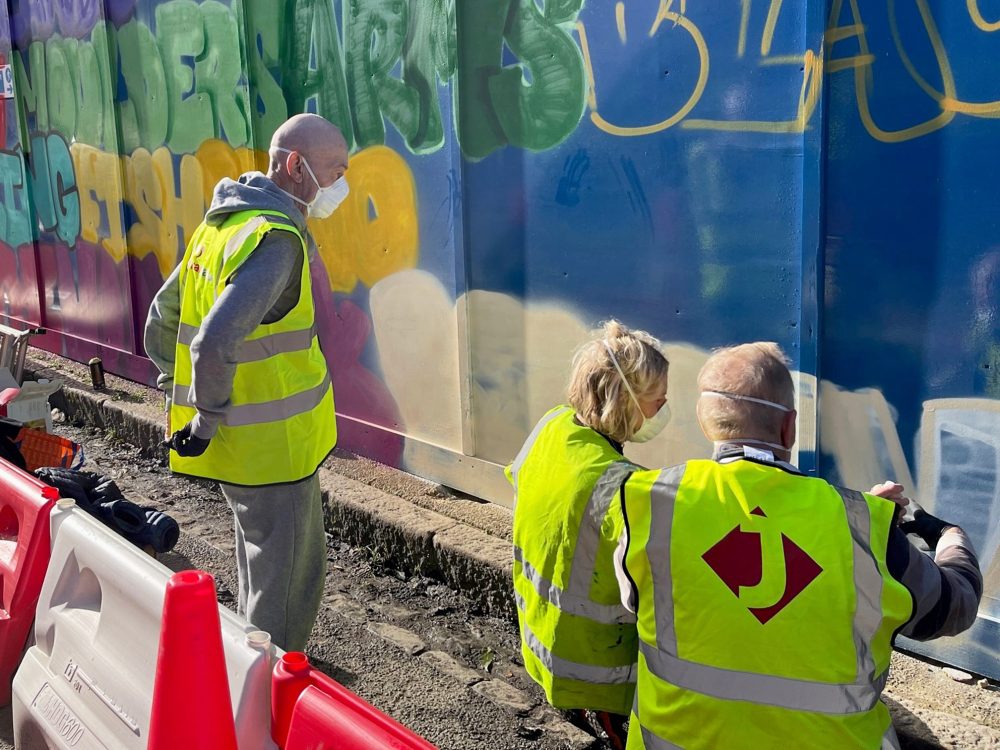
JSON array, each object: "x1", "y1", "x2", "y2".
[{"x1": 221, "y1": 473, "x2": 326, "y2": 652}]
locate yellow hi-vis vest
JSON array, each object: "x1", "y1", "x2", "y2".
[
  {"x1": 170, "y1": 209, "x2": 336, "y2": 486},
  {"x1": 506, "y1": 406, "x2": 638, "y2": 715},
  {"x1": 621, "y1": 458, "x2": 913, "y2": 750}
]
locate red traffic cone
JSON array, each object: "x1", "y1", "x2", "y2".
[{"x1": 148, "y1": 570, "x2": 238, "y2": 750}]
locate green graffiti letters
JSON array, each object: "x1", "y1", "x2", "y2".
[
  {"x1": 402, "y1": 0, "x2": 457, "y2": 152},
  {"x1": 282, "y1": 0, "x2": 354, "y2": 145},
  {"x1": 490, "y1": 0, "x2": 586, "y2": 152},
  {"x1": 455, "y1": 0, "x2": 585, "y2": 159},
  {"x1": 12, "y1": 0, "x2": 588, "y2": 160},
  {"x1": 241, "y1": 0, "x2": 289, "y2": 147},
  {"x1": 345, "y1": 0, "x2": 418, "y2": 150},
  {"x1": 0, "y1": 149, "x2": 33, "y2": 249},
  {"x1": 15, "y1": 5, "x2": 251, "y2": 155},
  {"x1": 118, "y1": 19, "x2": 170, "y2": 152},
  {"x1": 0, "y1": 135, "x2": 79, "y2": 248},
  {"x1": 156, "y1": 0, "x2": 249, "y2": 153}
]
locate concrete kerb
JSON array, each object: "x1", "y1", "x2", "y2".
[{"x1": 26, "y1": 362, "x2": 517, "y2": 620}]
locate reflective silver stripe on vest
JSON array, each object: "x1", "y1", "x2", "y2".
[
  {"x1": 566, "y1": 461, "x2": 636, "y2": 599},
  {"x1": 631, "y1": 692, "x2": 684, "y2": 749},
  {"x1": 508, "y1": 407, "x2": 571, "y2": 493},
  {"x1": 640, "y1": 641, "x2": 884, "y2": 714},
  {"x1": 513, "y1": 545, "x2": 636, "y2": 625},
  {"x1": 640, "y1": 726, "x2": 683, "y2": 750},
  {"x1": 261, "y1": 214, "x2": 300, "y2": 232},
  {"x1": 223, "y1": 216, "x2": 268, "y2": 262},
  {"x1": 177, "y1": 323, "x2": 317, "y2": 363},
  {"x1": 645, "y1": 466, "x2": 686, "y2": 653},
  {"x1": 174, "y1": 375, "x2": 330, "y2": 427},
  {"x1": 516, "y1": 593, "x2": 637, "y2": 684},
  {"x1": 834, "y1": 487, "x2": 885, "y2": 686},
  {"x1": 632, "y1": 683, "x2": 897, "y2": 749}
]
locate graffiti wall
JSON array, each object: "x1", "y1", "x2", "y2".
[{"x1": 0, "y1": 0, "x2": 996, "y2": 677}]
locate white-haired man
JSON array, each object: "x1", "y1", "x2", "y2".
[{"x1": 616, "y1": 342, "x2": 981, "y2": 749}]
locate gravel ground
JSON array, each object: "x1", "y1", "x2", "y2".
[
  {"x1": 0, "y1": 423, "x2": 598, "y2": 750},
  {"x1": 0, "y1": 419, "x2": 998, "y2": 749}
]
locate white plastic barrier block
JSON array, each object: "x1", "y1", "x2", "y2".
[{"x1": 12, "y1": 502, "x2": 278, "y2": 749}]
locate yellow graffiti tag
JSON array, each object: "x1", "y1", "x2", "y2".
[
  {"x1": 888, "y1": 0, "x2": 1000, "y2": 119},
  {"x1": 578, "y1": 3, "x2": 709, "y2": 137},
  {"x1": 194, "y1": 140, "x2": 262, "y2": 206},
  {"x1": 968, "y1": 0, "x2": 1000, "y2": 32},
  {"x1": 761, "y1": 0, "x2": 785, "y2": 56},
  {"x1": 124, "y1": 146, "x2": 205, "y2": 277},
  {"x1": 71, "y1": 137, "x2": 419, "y2": 292},
  {"x1": 71, "y1": 143, "x2": 127, "y2": 262},
  {"x1": 581, "y1": 0, "x2": 821, "y2": 137},
  {"x1": 684, "y1": 0, "x2": 822, "y2": 134},
  {"x1": 683, "y1": 50, "x2": 823, "y2": 133},
  {"x1": 308, "y1": 145, "x2": 419, "y2": 294},
  {"x1": 827, "y1": 0, "x2": 956, "y2": 143}
]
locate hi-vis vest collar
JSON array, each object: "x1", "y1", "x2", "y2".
[{"x1": 713, "y1": 442, "x2": 802, "y2": 475}]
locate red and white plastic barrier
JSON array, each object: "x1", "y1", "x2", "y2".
[
  {"x1": 11, "y1": 503, "x2": 276, "y2": 749},
  {"x1": 0, "y1": 457, "x2": 58, "y2": 705},
  {"x1": 0, "y1": 460, "x2": 440, "y2": 748},
  {"x1": 272, "y1": 652, "x2": 438, "y2": 750},
  {"x1": 148, "y1": 570, "x2": 240, "y2": 749}
]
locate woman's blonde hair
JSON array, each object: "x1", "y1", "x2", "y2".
[{"x1": 567, "y1": 320, "x2": 670, "y2": 444}]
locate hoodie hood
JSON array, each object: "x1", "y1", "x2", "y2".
[{"x1": 205, "y1": 172, "x2": 308, "y2": 234}]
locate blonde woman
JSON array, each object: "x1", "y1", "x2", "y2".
[{"x1": 506, "y1": 321, "x2": 670, "y2": 748}]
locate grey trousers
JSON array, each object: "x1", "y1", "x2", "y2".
[{"x1": 220, "y1": 473, "x2": 326, "y2": 652}]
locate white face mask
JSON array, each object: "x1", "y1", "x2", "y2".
[
  {"x1": 603, "y1": 341, "x2": 670, "y2": 443},
  {"x1": 700, "y1": 390, "x2": 793, "y2": 452},
  {"x1": 274, "y1": 147, "x2": 349, "y2": 219}
]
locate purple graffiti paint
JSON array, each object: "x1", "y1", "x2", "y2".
[
  {"x1": 105, "y1": 0, "x2": 137, "y2": 27},
  {"x1": 53, "y1": 0, "x2": 102, "y2": 40},
  {"x1": 9, "y1": 0, "x2": 55, "y2": 50}
]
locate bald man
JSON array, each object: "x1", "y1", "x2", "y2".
[
  {"x1": 614, "y1": 343, "x2": 981, "y2": 749},
  {"x1": 144, "y1": 114, "x2": 349, "y2": 650}
]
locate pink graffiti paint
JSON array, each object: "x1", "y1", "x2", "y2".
[
  {"x1": 309, "y1": 252, "x2": 404, "y2": 466},
  {"x1": 0, "y1": 54, "x2": 6, "y2": 151}
]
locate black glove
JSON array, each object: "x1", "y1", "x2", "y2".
[
  {"x1": 899, "y1": 501, "x2": 953, "y2": 549},
  {"x1": 166, "y1": 423, "x2": 211, "y2": 457}
]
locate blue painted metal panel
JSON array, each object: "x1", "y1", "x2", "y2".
[
  {"x1": 821, "y1": 1, "x2": 1000, "y2": 679},
  {"x1": 0, "y1": 0, "x2": 994, "y2": 683}
]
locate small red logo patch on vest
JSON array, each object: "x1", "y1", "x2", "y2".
[{"x1": 701, "y1": 507, "x2": 823, "y2": 624}]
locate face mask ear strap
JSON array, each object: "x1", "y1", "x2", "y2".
[
  {"x1": 602, "y1": 341, "x2": 642, "y2": 409},
  {"x1": 700, "y1": 390, "x2": 792, "y2": 413},
  {"x1": 273, "y1": 146, "x2": 320, "y2": 190}
]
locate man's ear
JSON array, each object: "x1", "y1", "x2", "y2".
[
  {"x1": 695, "y1": 400, "x2": 712, "y2": 443},
  {"x1": 285, "y1": 151, "x2": 303, "y2": 182},
  {"x1": 781, "y1": 409, "x2": 797, "y2": 450}
]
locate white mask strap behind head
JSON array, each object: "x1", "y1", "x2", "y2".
[
  {"x1": 272, "y1": 146, "x2": 320, "y2": 204},
  {"x1": 700, "y1": 390, "x2": 792, "y2": 413},
  {"x1": 603, "y1": 341, "x2": 642, "y2": 408}
]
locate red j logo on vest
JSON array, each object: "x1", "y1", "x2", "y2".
[{"x1": 701, "y1": 507, "x2": 822, "y2": 624}]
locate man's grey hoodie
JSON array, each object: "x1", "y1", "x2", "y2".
[{"x1": 144, "y1": 172, "x2": 317, "y2": 439}]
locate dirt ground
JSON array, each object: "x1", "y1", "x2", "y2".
[{"x1": 2, "y1": 417, "x2": 999, "y2": 748}]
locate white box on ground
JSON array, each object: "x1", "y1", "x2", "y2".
[
  {"x1": 0, "y1": 368, "x2": 62, "y2": 431},
  {"x1": 11, "y1": 504, "x2": 279, "y2": 750}
]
